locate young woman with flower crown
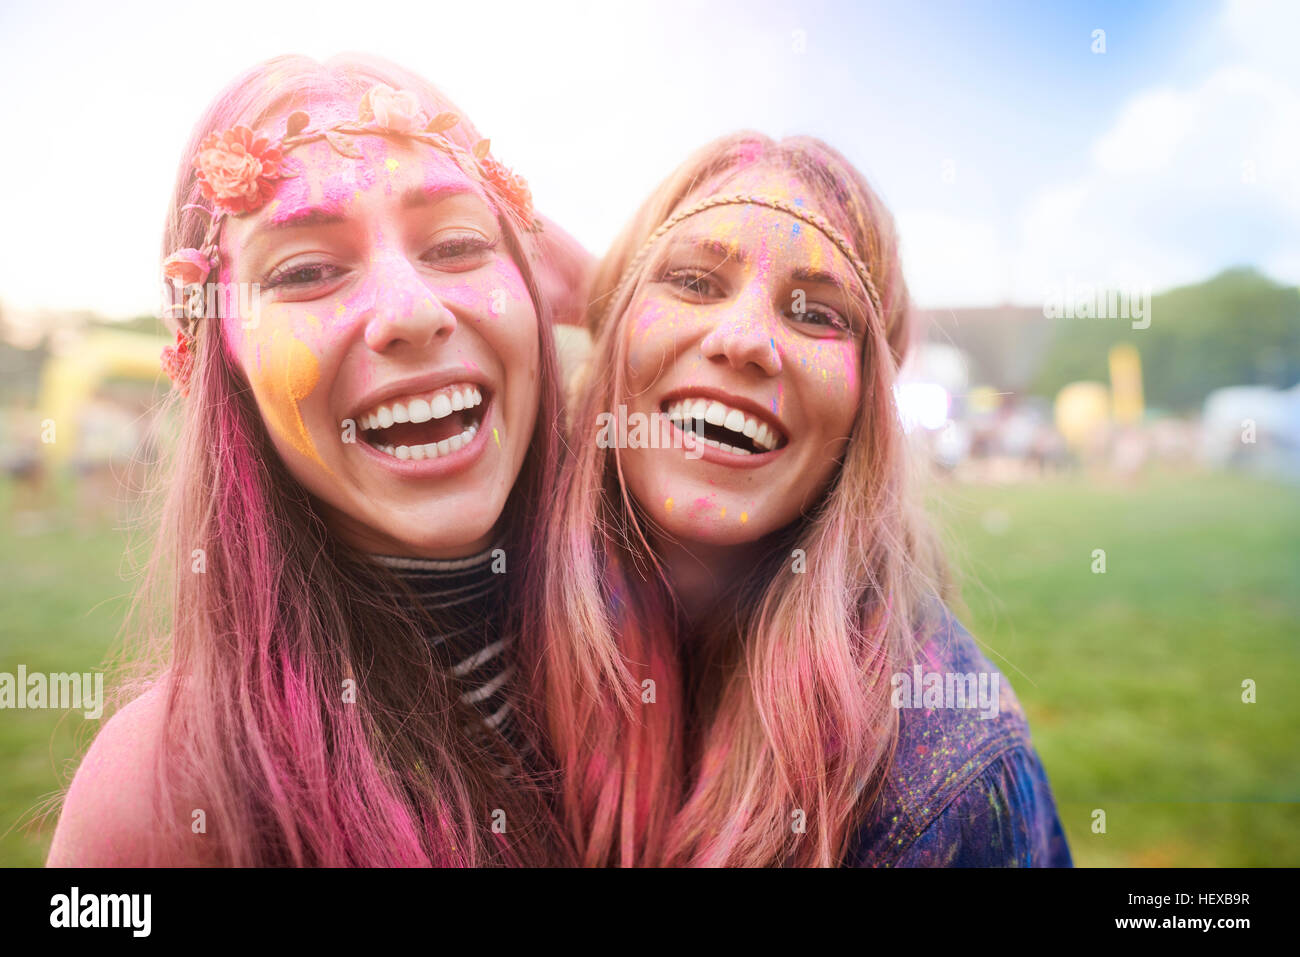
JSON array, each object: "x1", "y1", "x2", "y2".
[
  {"x1": 529, "y1": 133, "x2": 1073, "y2": 867},
  {"x1": 47, "y1": 53, "x2": 588, "y2": 867}
]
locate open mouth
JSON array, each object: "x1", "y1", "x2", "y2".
[
  {"x1": 355, "y1": 382, "x2": 489, "y2": 461},
  {"x1": 661, "y1": 397, "x2": 788, "y2": 456}
]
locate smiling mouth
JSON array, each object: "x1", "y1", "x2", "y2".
[
  {"x1": 356, "y1": 383, "x2": 488, "y2": 461},
  {"x1": 661, "y1": 397, "x2": 788, "y2": 455}
]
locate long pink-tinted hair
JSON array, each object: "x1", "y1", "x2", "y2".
[
  {"x1": 113, "y1": 54, "x2": 568, "y2": 866},
  {"x1": 524, "y1": 132, "x2": 952, "y2": 866}
]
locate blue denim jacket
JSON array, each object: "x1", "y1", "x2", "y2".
[{"x1": 845, "y1": 606, "x2": 1072, "y2": 867}]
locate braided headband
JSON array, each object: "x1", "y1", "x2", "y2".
[
  {"x1": 158, "y1": 84, "x2": 535, "y2": 395},
  {"x1": 601, "y1": 193, "x2": 884, "y2": 333}
]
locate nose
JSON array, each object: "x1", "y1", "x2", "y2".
[
  {"x1": 698, "y1": 290, "x2": 782, "y2": 377},
  {"x1": 361, "y1": 249, "x2": 457, "y2": 353}
]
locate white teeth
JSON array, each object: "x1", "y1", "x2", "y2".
[
  {"x1": 663, "y1": 396, "x2": 784, "y2": 453},
  {"x1": 358, "y1": 384, "x2": 485, "y2": 433},
  {"x1": 372, "y1": 424, "x2": 478, "y2": 462},
  {"x1": 408, "y1": 398, "x2": 432, "y2": 424}
]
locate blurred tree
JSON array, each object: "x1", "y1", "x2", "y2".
[{"x1": 1032, "y1": 268, "x2": 1300, "y2": 411}]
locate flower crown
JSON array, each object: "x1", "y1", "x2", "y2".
[{"x1": 159, "y1": 84, "x2": 535, "y2": 394}]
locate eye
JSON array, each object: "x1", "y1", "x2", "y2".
[
  {"x1": 787, "y1": 303, "x2": 851, "y2": 336},
  {"x1": 423, "y1": 233, "x2": 498, "y2": 271},
  {"x1": 263, "y1": 261, "x2": 346, "y2": 290},
  {"x1": 662, "y1": 267, "x2": 724, "y2": 300}
]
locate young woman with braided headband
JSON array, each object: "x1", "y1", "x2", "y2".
[
  {"x1": 47, "y1": 54, "x2": 587, "y2": 866},
  {"x1": 528, "y1": 133, "x2": 1072, "y2": 866}
]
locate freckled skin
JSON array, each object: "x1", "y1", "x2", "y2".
[
  {"x1": 220, "y1": 129, "x2": 539, "y2": 558},
  {"x1": 618, "y1": 169, "x2": 863, "y2": 552}
]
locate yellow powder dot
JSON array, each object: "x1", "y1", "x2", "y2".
[
  {"x1": 665, "y1": 498, "x2": 674, "y2": 513},
  {"x1": 493, "y1": 427, "x2": 501, "y2": 447},
  {"x1": 719, "y1": 507, "x2": 726, "y2": 519},
  {"x1": 386, "y1": 158, "x2": 399, "y2": 172},
  {"x1": 740, "y1": 512, "x2": 749, "y2": 524}
]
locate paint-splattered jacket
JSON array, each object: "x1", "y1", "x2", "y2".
[{"x1": 845, "y1": 606, "x2": 1072, "y2": 867}]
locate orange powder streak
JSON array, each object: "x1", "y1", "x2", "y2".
[{"x1": 249, "y1": 328, "x2": 331, "y2": 475}]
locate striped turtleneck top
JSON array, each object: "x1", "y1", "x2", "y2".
[{"x1": 372, "y1": 547, "x2": 534, "y2": 771}]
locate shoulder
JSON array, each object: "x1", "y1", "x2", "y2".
[
  {"x1": 846, "y1": 604, "x2": 1072, "y2": 867},
  {"x1": 46, "y1": 680, "x2": 193, "y2": 867}
]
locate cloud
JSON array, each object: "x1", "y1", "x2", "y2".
[{"x1": 1009, "y1": 57, "x2": 1300, "y2": 302}]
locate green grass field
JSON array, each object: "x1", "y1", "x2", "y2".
[{"x1": 1, "y1": 468, "x2": 1297, "y2": 866}]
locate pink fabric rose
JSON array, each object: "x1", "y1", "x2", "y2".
[
  {"x1": 359, "y1": 84, "x2": 425, "y2": 134},
  {"x1": 162, "y1": 248, "x2": 212, "y2": 288}
]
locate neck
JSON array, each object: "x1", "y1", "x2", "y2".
[{"x1": 651, "y1": 534, "x2": 766, "y2": 624}]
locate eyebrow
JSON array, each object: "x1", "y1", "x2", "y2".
[
  {"x1": 791, "y1": 266, "x2": 847, "y2": 290},
  {"x1": 669, "y1": 237, "x2": 748, "y2": 264},
  {"x1": 262, "y1": 204, "x2": 347, "y2": 232},
  {"x1": 245, "y1": 181, "x2": 481, "y2": 252},
  {"x1": 665, "y1": 238, "x2": 848, "y2": 289},
  {"x1": 400, "y1": 182, "x2": 475, "y2": 209}
]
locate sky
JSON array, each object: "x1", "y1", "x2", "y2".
[{"x1": 0, "y1": 0, "x2": 1296, "y2": 322}]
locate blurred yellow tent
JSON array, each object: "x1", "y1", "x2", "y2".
[{"x1": 37, "y1": 328, "x2": 168, "y2": 464}]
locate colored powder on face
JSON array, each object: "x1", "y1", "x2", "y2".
[
  {"x1": 719, "y1": 507, "x2": 726, "y2": 519},
  {"x1": 249, "y1": 328, "x2": 329, "y2": 474},
  {"x1": 386, "y1": 158, "x2": 399, "y2": 172},
  {"x1": 688, "y1": 496, "x2": 713, "y2": 518},
  {"x1": 665, "y1": 497, "x2": 674, "y2": 513},
  {"x1": 740, "y1": 511, "x2": 748, "y2": 524},
  {"x1": 493, "y1": 427, "x2": 501, "y2": 447}
]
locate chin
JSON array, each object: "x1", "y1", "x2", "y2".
[
  {"x1": 647, "y1": 502, "x2": 772, "y2": 549},
  {"x1": 394, "y1": 509, "x2": 500, "y2": 557}
]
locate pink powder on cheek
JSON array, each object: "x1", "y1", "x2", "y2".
[
  {"x1": 687, "y1": 495, "x2": 715, "y2": 519},
  {"x1": 428, "y1": 260, "x2": 529, "y2": 319},
  {"x1": 629, "y1": 298, "x2": 669, "y2": 339}
]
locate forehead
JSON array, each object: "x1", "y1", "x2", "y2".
[
  {"x1": 660, "y1": 202, "x2": 851, "y2": 281},
  {"x1": 230, "y1": 134, "x2": 489, "y2": 240}
]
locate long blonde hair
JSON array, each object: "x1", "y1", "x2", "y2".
[{"x1": 524, "y1": 131, "x2": 952, "y2": 866}]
